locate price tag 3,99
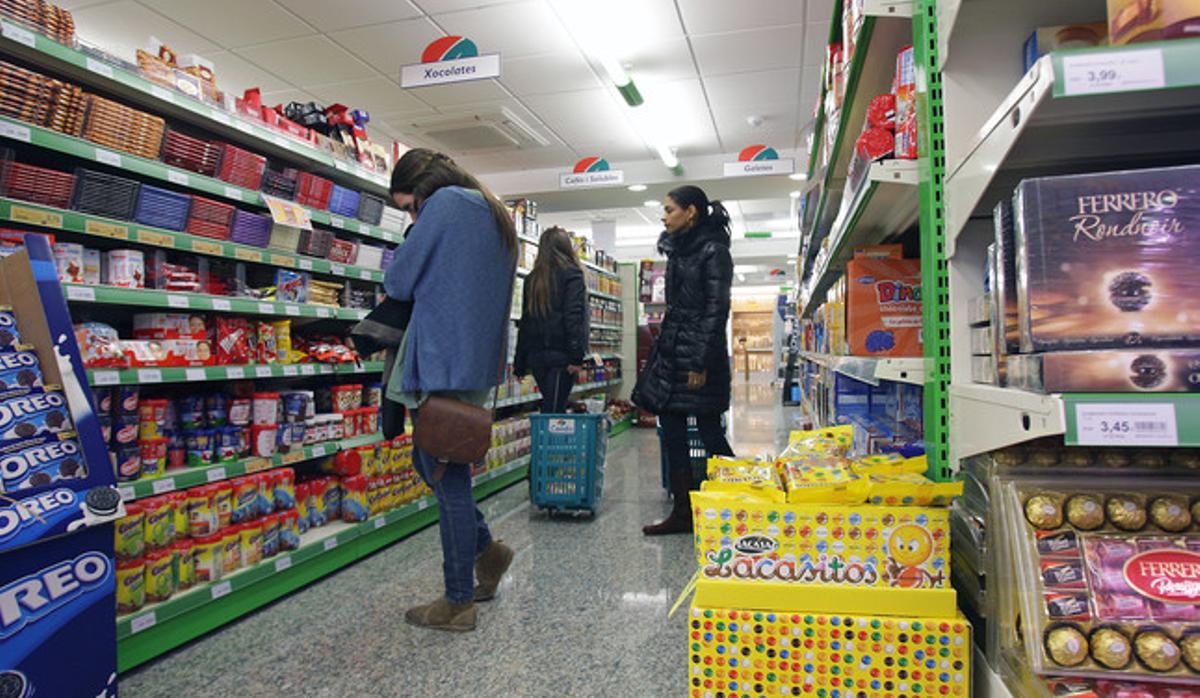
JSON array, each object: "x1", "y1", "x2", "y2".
[
  {"x1": 1061, "y1": 48, "x2": 1165, "y2": 96},
  {"x1": 1074, "y1": 402, "x2": 1179, "y2": 446}
]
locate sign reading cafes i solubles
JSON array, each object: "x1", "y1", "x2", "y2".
[
  {"x1": 401, "y1": 36, "x2": 500, "y2": 88},
  {"x1": 560, "y1": 157, "x2": 624, "y2": 189},
  {"x1": 724, "y1": 145, "x2": 795, "y2": 177}
]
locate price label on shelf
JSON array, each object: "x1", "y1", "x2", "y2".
[
  {"x1": 186, "y1": 368, "x2": 206, "y2": 382},
  {"x1": 359, "y1": 270, "x2": 373, "y2": 281},
  {"x1": 206, "y1": 467, "x2": 227, "y2": 483},
  {"x1": 191, "y1": 240, "x2": 222, "y2": 256},
  {"x1": 226, "y1": 367, "x2": 246, "y2": 379},
  {"x1": 255, "y1": 366, "x2": 273, "y2": 378},
  {"x1": 358, "y1": 223, "x2": 370, "y2": 235},
  {"x1": 150, "y1": 85, "x2": 176, "y2": 103},
  {"x1": 235, "y1": 121, "x2": 254, "y2": 134},
  {"x1": 130, "y1": 612, "x2": 157, "y2": 634},
  {"x1": 330, "y1": 217, "x2": 345, "y2": 229},
  {"x1": 94, "y1": 149, "x2": 122, "y2": 167},
  {"x1": 167, "y1": 170, "x2": 190, "y2": 186},
  {"x1": 167, "y1": 294, "x2": 189, "y2": 309},
  {"x1": 137, "y1": 369, "x2": 163, "y2": 384},
  {"x1": 298, "y1": 259, "x2": 313, "y2": 270},
  {"x1": 211, "y1": 298, "x2": 232, "y2": 311},
  {"x1": 329, "y1": 264, "x2": 346, "y2": 276},
  {"x1": 85, "y1": 57, "x2": 114, "y2": 78},
  {"x1": 151, "y1": 477, "x2": 176, "y2": 495},
  {"x1": 284, "y1": 305, "x2": 300, "y2": 317},
  {"x1": 12, "y1": 206, "x2": 62, "y2": 229},
  {"x1": 1075, "y1": 402, "x2": 1178, "y2": 446},
  {"x1": 235, "y1": 248, "x2": 262, "y2": 262},
  {"x1": 315, "y1": 308, "x2": 331, "y2": 318},
  {"x1": 137, "y1": 230, "x2": 175, "y2": 249},
  {"x1": 66, "y1": 286, "x2": 95, "y2": 302},
  {"x1": 117, "y1": 486, "x2": 135, "y2": 501},
  {"x1": 273, "y1": 136, "x2": 290, "y2": 148},
  {"x1": 323, "y1": 537, "x2": 338, "y2": 552},
  {"x1": 0, "y1": 120, "x2": 30, "y2": 143},
  {"x1": 210, "y1": 580, "x2": 233, "y2": 599},
  {"x1": 92, "y1": 371, "x2": 119, "y2": 386},
  {"x1": 257, "y1": 303, "x2": 273, "y2": 315},
  {"x1": 270, "y1": 255, "x2": 294, "y2": 268},
  {"x1": 223, "y1": 186, "x2": 243, "y2": 201},
  {"x1": 301, "y1": 365, "x2": 316, "y2": 375},
  {"x1": 1062, "y1": 48, "x2": 1165, "y2": 96},
  {"x1": 374, "y1": 517, "x2": 387, "y2": 530},
  {"x1": 274, "y1": 556, "x2": 292, "y2": 572},
  {"x1": 1, "y1": 21, "x2": 36, "y2": 47},
  {"x1": 310, "y1": 445, "x2": 326, "y2": 457},
  {"x1": 417, "y1": 499, "x2": 430, "y2": 511},
  {"x1": 282, "y1": 366, "x2": 298, "y2": 376}
]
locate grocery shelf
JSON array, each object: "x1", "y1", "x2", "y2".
[
  {"x1": 63, "y1": 283, "x2": 368, "y2": 321},
  {"x1": 800, "y1": 351, "x2": 925, "y2": 386},
  {"x1": 800, "y1": 159, "x2": 919, "y2": 315},
  {"x1": 116, "y1": 456, "x2": 531, "y2": 671},
  {"x1": 493, "y1": 378, "x2": 622, "y2": 410},
  {"x1": 589, "y1": 289, "x2": 621, "y2": 302},
  {"x1": 0, "y1": 198, "x2": 385, "y2": 283},
  {"x1": 944, "y1": 40, "x2": 1200, "y2": 255},
  {"x1": 935, "y1": 0, "x2": 965, "y2": 71},
  {"x1": 87, "y1": 360, "x2": 385, "y2": 386},
  {"x1": 592, "y1": 322, "x2": 623, "y2": 331},
  {"x1": 0, "y1": 21, "x2": 389, "y2": 196},
  {"x1": 116, "y1": 433, "x2": 383, "y2": 502},
  {"x1": 608, "y1": 412, "x2": 636, "y2": 438},
  {"x1": 583, "y1": 260, "x2": 619, "y2": 279},
  {"x1": 0, "y1": 116, "x2": 403, "y2": 246}
]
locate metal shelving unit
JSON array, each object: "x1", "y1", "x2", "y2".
[
  {"x1": 800, "y1": 351, "x2": 925, "y2": 387},
  {"x1": 64, "y1": 283, "x2": 368, "y2": 320},
  {"x1": 87, "y1": 360, "x2": 384, "y2": 387}
]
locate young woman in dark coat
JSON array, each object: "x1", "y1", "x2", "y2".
[
  {"x1": 514, "y1": 226, "x2": 590, "y2": 413},
  {"x1": 632, "y1": 185, "x2": 736, "y2": 535}
]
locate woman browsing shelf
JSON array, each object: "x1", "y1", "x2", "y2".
[{"x1": 514, "y1": 226, "x2": 590, "y2": 414}]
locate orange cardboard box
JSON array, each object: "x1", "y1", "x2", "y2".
[{"x1": 846, "y1": 257, "x2": 922, "y2": 356}]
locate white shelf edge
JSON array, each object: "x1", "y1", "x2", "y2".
[
  {"x1": 864, "y1": 0, "x2": 915, "y2": 17},
  {"x1": 799, "y1": 352, "x2": 924, "y2": 386},
  {"x1": 973, "y1": 646, "x2": 1014, "y2": 698},
  {"x1": 948, "y1": 383, "x2": 1065, "y2": 460}
]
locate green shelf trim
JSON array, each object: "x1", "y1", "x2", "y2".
[
  {"x1": 608, "y1": 413, "x2": 635, "y2": 438},
  {"x1": 63, "y1": 283, "x2": 368, "y2": 321},
  {"x1": 1050, "y1": 39, "x2": 1200, "y2": 98},
  {"x1": 493, "y1": 378, "x2": 622, "y2": 409},
  {"x1": 116, "y1": 459, "x2": 530, "y2": 671},
  {"x1": 116, "y1": 433, "x2": 383, "y2": 502},
  {"x1": 0, "y1": 198, "x2": 385, "y2": 283},
  {"x1": 87, "y1": 360, "x2": 385, "y2": 386},
  {"x1": 1063, "y1": 394, "x2": 1200, "y2": 447},
  {"x1": 589, "y1": 290, "x2": 621, "y2": 302},
  {"x1": 0, "y1": 115, "x2": 402, "y2": 246},
  {"x1": 0, "y1": 20, "x2": 389, "y2": 196}
]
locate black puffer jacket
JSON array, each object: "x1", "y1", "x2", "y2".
[
  {"x1": 632, "y1": 221, "x2": 733, "y2": 415},
  {"x1": 514, "y1": 266, "x2": 589, "y2": 375}
]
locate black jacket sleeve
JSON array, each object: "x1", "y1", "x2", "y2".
[
  {"x1": 688, "y1": 245, "x2": 733, "y2": 373},
  {"x1": 561, "y1": 267, "x2": 589, "y2": 365}
]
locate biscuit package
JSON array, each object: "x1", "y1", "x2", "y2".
[
  {"x1": 845, "y1": 255, "x2": 923, "y2": 357},
  {"x1": 1014, "y1": 165, "x2": 1200, "y2": 352},
  {"x1": 0, "y1": 348, "x2": 44, "y2": 390},
  {"x1": 0, "y1": 432, "x2": 86, "y2": 491},
  {"x1": 0, "y1": 387, "x2": 74, "y2": 441}
]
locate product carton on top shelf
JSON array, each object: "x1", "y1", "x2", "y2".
[{"x1": 846, "y1": 256, "x2": 922, "y2": 357}]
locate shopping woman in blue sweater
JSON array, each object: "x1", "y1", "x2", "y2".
[{"x1": 384, "y1": 148, "x2": 518, "y2": 632}]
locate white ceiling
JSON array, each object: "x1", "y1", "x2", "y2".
[{"x1": 66, "y1": 0, "x2": 829, "y2": 176}]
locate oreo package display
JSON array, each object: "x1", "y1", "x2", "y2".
[{"x1": 1014, "y1": 165, "x2": 1200, "y2": 352}]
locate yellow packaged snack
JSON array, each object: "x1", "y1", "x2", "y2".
[
  {"x1": 701, "y1": 456, "x2": 786, "y2": 502},
  {"x1": 852, "y1": 453, "x2": 929, "y2": 477},
  {"x1": 865, "y1": 472, "x2": 963, "y2": 507},
  {"x1": 779, "y1": 453, "x2": 868, "y2": 504},
  {"x1": 786, "y1": 425, "x2": 855, "y2": 456}
]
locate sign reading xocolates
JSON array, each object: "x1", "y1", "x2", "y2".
[
  {"x1": 401, "y1": 36, "x2": 501, "y2": 88},
  {"x1": 724, "y1": 145, "x2": 795, "y2": 177},
  {"x1": 559, "y1": 157, "x2": 625, "y2": 189}
]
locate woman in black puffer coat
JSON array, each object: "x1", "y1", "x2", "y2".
[{"x1": 633, "y1": 185, "x2": 736, "y2": 535}]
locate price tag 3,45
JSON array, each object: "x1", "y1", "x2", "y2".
[
  {"x1": 1061, "y1": 48, "x2": 1165, "y2": 96},
  {"x1": 1075, "y1": 402, "x2": 1179, "y2": 446}
]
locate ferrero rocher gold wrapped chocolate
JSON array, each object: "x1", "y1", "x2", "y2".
[
  {"x1": 1192, "y1": 500, "x2": 1200, "y2": 527},
  {"x1": 1106, "y1": 495, "x2": 1148, "y2": 531},
  {"x1": 993, "y1": 447, "x2": 1025, "y2": 467},
  {"x1": 1090, "y1": 627, "x2": 1132, "y2": 670},
  {"x1": 1029, "y1": 448, "x2": 1061, "y2": 467},
  {"x1": 1061, "y1": 449, "x2": 1093, "y2": 467},
  {"x1": 1096, "y1": 449, "x2": 1131, "y2": 468},
  {"x1": 1135, "y1": 630, "x2": 1181, "y2": 672},
  {"x1": 1025, "y1": 494, "x2": 1064, "y2": 529},
  {"x1": 1045, "y1": 625, "x2": 1089, "y2": 667},
  {"x1": 1181, "y1": 633, "x2": 1200, "y2": 673},
  {"x1": 1169, "y1": 449, "x2": 1200, "y2": 469},
  {"x1": 1066, "y1": 494, "x2": 1105, "y2": 531},
  {"x1": 1132, "y1": 450, "x2": 1167, "y2": 469},
  {"x1": 1149, "y1": 496, "x2": 1192, "y2": 532}
]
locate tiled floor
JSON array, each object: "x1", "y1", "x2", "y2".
[{"x1": 121, "y1": 374, "x2": 796, "y2": 697}]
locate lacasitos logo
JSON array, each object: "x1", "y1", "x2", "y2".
[
  {"x1": 876, "y1": 280, "x2": 921, "y2": 304},
  {"x1": 738, "y1": 145, "x2": 779, "y2": 161},
  {"x1": 0, "y1": 551, "x2": 111, "y2": 639},
  {"x1": 0, "y1": 488, "x2": 78, "y2": 545},
  {"x1": 573, "y1": 157, "x2": 611, "y2": 173},
  {"x1": 421, "y1": 35, "x2": 479, "y2": 63}
]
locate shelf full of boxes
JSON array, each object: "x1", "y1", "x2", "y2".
[
  {"x1": 0, "y1": 2, "x2": 570, "y2": 673},
  {"x1": 943, "y1": 0, "x2": 1200, "y2": 695}
]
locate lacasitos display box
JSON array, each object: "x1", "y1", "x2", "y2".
[
  {"x1": 846, "y1": 257, "x2": 922, "y2": 357},
  {"x1": 1014, "y1": 165, "x2": 1200, "y2": 352}
]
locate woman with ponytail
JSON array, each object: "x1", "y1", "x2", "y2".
[{"x1": 632, "y1": 185, "x2": 736, "y2": 535}]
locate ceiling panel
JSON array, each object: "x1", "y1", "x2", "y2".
[
  {"x1": 569, "y1": 138, "x2": 651, "y2": 162},
  {"x1": 691, "y1": 26, "x2": 805, "y2": 77},
  {"x1": 804, "y1": 22, "x2": 831, "y2": 66},
  {"x1": 235, "y1": 35, "x2": 376, "y2": 86},
  {"x1": 72, "y1": 1, "x2": 219, "y2": 61},
  {"x1": 713, "y1": 105, "x2": 802, "y2": 152},
  {"x1": 56, "y1": 0, "x2": 114, "y2": 8},
  {"x1": 457, "y1": 144, "x2": 578, "y2": 174},
  {"x1": 623, "y1": 37, "x2": 697, "y2": 86},
  {"x1": 703, "y1": 68, "x2": 800, "y2": 109},
  {"x1": 807, "y1": 0, "x2": 837, "y2": 23},
  {"x1": 435, "y1": 1, "x2": 577, "y2": 59},
  {"x1": 274, "y1": 0, "x2": 423, "y2": 33},
  {"x1": 411, "y1": 0, "x2": 520, "y2": 14},
  {"x1": 500, "y1": 51, "x2": 602, "y2": 97},
  {"x1": 327, "y1": 18, "x2": 443, "y2": 76},
  {"x1": 137, "y1": 0, "x2": 314, "y2": 49},
  {"x1": 522, "y1": 88, "x2": 642, "y2": 149},
  {"x1": 635, "y1": 79, "x2": 719, "y2": 152},
  {"x1": 407, "y1": 78, "x2": 512, "y2": 108},
  {"x1": 677, "y1": 0, "x2": 806, "y2": 35},
  {"x1": 208, "y1": 51, "x2": 295, "y2": 97},
  {"x1": 306, "y1": 77, "x2": 434, "y2": 116}
]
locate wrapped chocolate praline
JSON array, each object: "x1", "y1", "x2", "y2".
[
  {"x1": 1090, "y1": 627, "x2": 1133, "y2": 670},
  {"x1": 1135, "y1": 630, "x2": 1182, "y2": 672},
  {"x1": 1096, "y1": 449, "x2": 1131, "y2": 468},
  {"x1": 1066, "y1": 494, "x2": 1105, "y2": 531},
  {"x1": 1060, "y1": 449, "x2": 1094, "y2": 468},
  {"x1": 992, "y1": 447, "x2": 1026, "y2": 467},
  {"x1": 1106, "y1": 495, "x2": 1148, "y2": 531},
  {"x1": 1132, "y1": 450, "x2": 1167, "y2": 469},
  {"x1": 1192, "y1": 499, "x2": 1200, "y2": 527},
  {"x1": 1170, "y1": 449, "x2": 1200, "y2": 470},
  {"x1": 1045, "y1": 624, "x2": 1089, "y2": 667},
  {"x1": 1181, "y1": 633, "x2": 1200, "y2": 673},
  {"x1": 1025, "y1": 493, "x2": 1065, "y2": 530},
  {"x1": 1028, "y1": 448, "x2": 1062, "y2": 468},
  {"x1": 1149, "y1": 496, "x2": 1192, "y2": 533}
]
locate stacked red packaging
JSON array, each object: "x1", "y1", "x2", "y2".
[
  {"x1": 161, "y1": 129, "x2": 223, "y2": 177},
  {"x1": 894, "y1": 45, "x2": 917, "y2": 160},
  {"x1": 295, "y1": 172, "x2": 332, "y2": 210},
  {"x1": 0, "y1": 161, "x2": 75, "y2": 208},
  {"x1": 326, "y1": 238, "x2": 357, "y2": 265},
  {"x1": 186, "y1": 195, "x2": 235, "y2": 240},
  {"x1": 217, "y1": 143, "x2": 266, "y2": 190}
]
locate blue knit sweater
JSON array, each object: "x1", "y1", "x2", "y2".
[{"x1": 383, "y1": 186, "x2": 515, "y2": 396}]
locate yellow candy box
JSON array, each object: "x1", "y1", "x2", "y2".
[{"x1": 701, "y1": 457, "x2": 787, "y2": 503}]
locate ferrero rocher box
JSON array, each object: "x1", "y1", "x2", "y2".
[{"x1": 691, "y1": 492, "x2": 957, "y2": 617}]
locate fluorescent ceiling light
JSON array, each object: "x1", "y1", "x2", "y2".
[
  {"x1": 737, "y1": 273, "x2": 746, "y2": 282},
  {"x1": 598, "y1": 54, "x2": 631, "y2": 87},
  {"x1": 789, "y1": 173, "x2": 807, "y2": 181},
  {"x1": 627, "y1": 184, "x2": 647, "y2": 192},
  {"x1": 655, "y1": 143, "x2": 678, "y2": 169},
  {"x1": 789, "y1": 190, "x2": 802, "y2": 199},
  {"x1": 733, "y1": 264, "x2": 760, "y2": 274},
  {"x1": 643, "y1": 199, "x2": 659, "y2": 208}
]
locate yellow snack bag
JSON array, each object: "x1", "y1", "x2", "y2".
[
  {"x1": 702, "y1": 456, "x2": 786, "y2": 502},
  {"x1": 864, "y1": 472, "x2": 963, "y2": 507},
  {"x1": 779, "y1": 453, "x2": 868, "y2": 504},
  {"x1": 852, "y1": 453, "x2": 928, "y2": 477},
  {"x1": 273, "y1": 320, "x2": 292, "y2": 365},
  {"x1": 784, "y1": 425, "x2": 855, "y2": 458}
]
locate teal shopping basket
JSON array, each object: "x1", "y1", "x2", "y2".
[{"x1": 529, "y1": 413, "x2": 607, "y2": 514}]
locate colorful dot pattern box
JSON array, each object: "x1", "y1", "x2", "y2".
[
  {"x1": 692, "y1": 495, "x2": 951, "y2": 590},
  {"x1": 689, "y1": 607, "x2": 971, "y2": 698}
]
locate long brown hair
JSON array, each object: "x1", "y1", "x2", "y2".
[
  {"x1": 389, "y1": 148, "x2": 517, "y2": 257},
  {"x1": 526, "y1": 226, "x2": 582, "y2": 317}
]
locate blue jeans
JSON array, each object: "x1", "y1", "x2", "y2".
[{"x1": 412, "y1": 442, "x2": 494, "y2": 604}]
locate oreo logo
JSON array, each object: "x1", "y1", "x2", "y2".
[
  {"x1": 0, "y1": 352, "x2": 36, "y2": 370},
  {"x1": 573, "y1": 157, "x2": 610, "y2": 174},
  {"x1": 421, "y1": 35, "x2": 479, "y2": 63},
  {"x1": 734, "y1": 534, "x2": 778, "y2": 555},
  {"x1": 738, "y1": 144, "x2": 780, "y2": 161},
  {"x1": 0, "y1": 551, "x2": 111, "y2": 638},
  {"x1": 0, "y1": 392, "x2": 65, "y2": 428},
  {"x1": 0, "y1": 489, "x2": 77, "y2": 544},
  {"x1": 0, "y1": 439, "x2": 79, "y2": 481}
]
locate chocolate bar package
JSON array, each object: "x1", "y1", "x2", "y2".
[
  {"x1": 992, "y1": 200, "x2": 1020, "y2": 355},
  {"x1": 1010, "y1": 350, "x2": 1200, "y2": 393},
  {"x1": 1108, "y1": 0, "x2": 1200, "y2": 44},
  {"x1": 1014, "y1": 165, "x2": 1200, "y2": 352}
]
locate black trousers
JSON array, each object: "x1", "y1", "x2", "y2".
[
  {"x1": 532, "y1": 366, "x2": 575, "y2": 413},
  {"x1": 659, "y1": 412, "x2": 734, "y2": 481}
]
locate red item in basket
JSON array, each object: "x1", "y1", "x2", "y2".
[
  {"x1": 866, "y1": 94, "x2": 896, "y2": 130},
  {"x1": 855, "y1": 127, "x2": 895, "y2": 162},
  {"x1": 215, "y1": 316, "x2": 253, "y2": 365}
]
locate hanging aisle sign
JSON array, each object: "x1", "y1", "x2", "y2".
[
  {"x1": 401, "y1": 36, "x2": 500, "y2": 88},
  {"x1": 724, "y1": 144, "x2": 795, "y2": 177},
  {"x1": 559, "y1": 157, "x2": 624, "y2": 189}
]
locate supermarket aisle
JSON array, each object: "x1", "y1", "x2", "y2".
[{"x1": 121, "y1": 390, "x2": 784, "y2": 698}]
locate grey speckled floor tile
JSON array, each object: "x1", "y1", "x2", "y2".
[{"x1": 120, "y1": 379, "x2": 791, "y2": 698}]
